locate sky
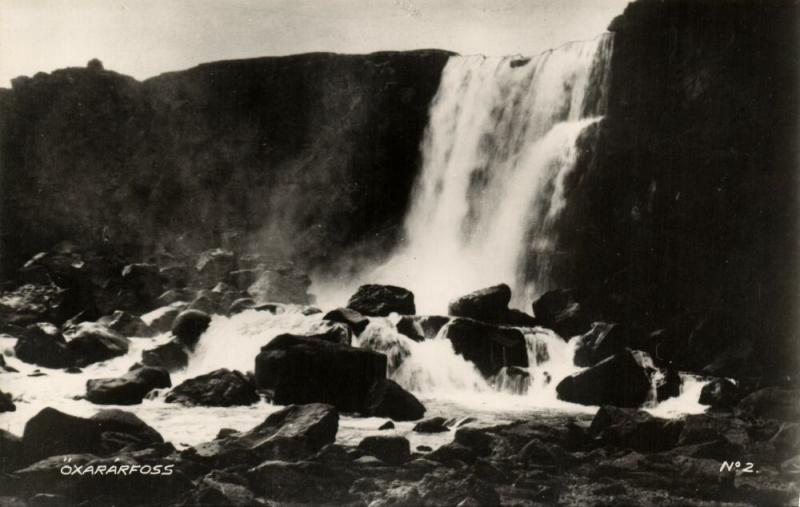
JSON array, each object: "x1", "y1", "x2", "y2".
[{"x1": 0, "y1": 0, "x2": 631, "y2": 86}]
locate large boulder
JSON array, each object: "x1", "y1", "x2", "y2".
[
  {"x1": 589, "y1": 405, "x2": 685, "y2": 452},
  {"x1": 532, "y1": 288, "x2": 594, "y2": 338},
  {"x1": 0, "y1": 429, "x2": 22, "y2": 472},
  {"x1": 103, "y1": 310, "x2": 153, "y2": 337},
  {"x1": 413, "y1": 417, "x2": 449, "y2": 433},
  {"x1": 186, "y1": 403, "x2": 338, "y2": 466},
  {"x1": 140, "y1": 339, "x2": 190, "y2": 372},
  {"x1": 20, "y1": 407, "x2": 163, "y2": 464},
  {"x1": 322, "y1": 307, "x2": 369, "y2": 335},
  {"x1": 13, "y1": 323, "x2": 73, "y2": 368},
  {"x1": 395, "y1": 315, "x2": 450, "y2": 341},
  {"x1": 276, "y1": 324, "x2": 352, "y2": 347},
  {"x1": 86, "y1": 366, "x2": 171, "y2": 405},
  {"x1": 364, "y1": 378, "x2": 426, "y2": 421},
  {"x1": 255, "y1": 334, "x2": 387, "y2": 412},
  {"x1": 737, "y1": 387, "x2": 800, "y2": 421},
  {"x1": 347, "y1": 284, "x2": 415, "y2": 317},
  {"x1": 171, "y1": 309, "x2": 211, "y2": 347},
  {"x1": 64, "y1": 322, "x2": 129, "y2": 366},
  {"x1": 165, "y1": 368, "x2": 258, "y2": 407},
  {"x1": 555, "y1": 349, "x2": 653, "y2": 407},
  {"x1": 357, "y1": 435, "x2": 410, "y2": 465},
  {"x1": 573, "y1": 321, "x2": 628, "y2": 367},
  {"x1": 699, "y1": 377, "x2": 741, "y2": 409},
  {"x1": 448, "y1": 284, "x2": 511, "y2": 323},
  {"x1": 441, "y1": 318, "x2": 528, "y2": 377},
  {"x1": 247, "y1": 266, "x2": 312, "y2": 304},
  {"x1": 144, "y1": 302, "x2": 187, "y2": 334}
]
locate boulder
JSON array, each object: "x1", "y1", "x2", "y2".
[
  {"x1": 0, "y1": 283, "x2": 72, "y2": 327},
  {"x1": 0, "y1": 429, "x2": 22, "y2": 472},
  {"x1": 120, "y1": 263, "x2": 164, "y2": 310},
  {"x1": 13, "y1": 323, "x2": 73, "y2": 368},
  {"x1": 255, "y1": 334, "x2": 387, "y2": 412},
  {"x1": 555, "y1": 349, "x2": 653, "y2": 407},
  {"x1": 448, "y1": 284, "x2": 511, "y2": 323},
  {"x1": 364, "y1": 378, "x2": 426, "y2": 421},
  {"x1": 589, "y1": 405, "x2": 685, "y2": 452},
  {"x1": 441, "y1": 318, "x2": 528, "y2": 377},
  {"x1": 276, "y1": 324, "x2": 352, "y2": 346},
  {"x1": 165, "y1": 369, "x2": 258, "y2": 407},
  {"x1": 413, "y1": 417, "x2": 449, "y2": 433},
  {"x1": 430, "y1": 442, "x2": 477, "y2": 465},
  {"x1": 64, "y1": 322, "x2": 129, "y2": 366},
  {"x1": 737, "y1": 387, "x2": 800, "y2": 421},
  {"x1": 573, "y1": 322, "x2": 628, "y2": 367},
  {"x1": 699, "y1": 378, "x2": 741, "y2": 409},
  {"x1": 20, "y1": 407, "x2": 163, "y2": 464},
  {"x1": 322, "y1": 307, "x2": 369, "y2": 335},
  {"x1": 247, "y1": 267, "x2": 312, "y2": 304},
  {"x1": 347, "y1": 284, "x2": 415, "y2": 317},
  {"x1": 159, "y1": 265, "x2": 190, "y2": 289},
  {"x1": 171, "y1": 309, "x2": 211, "y2": 347},
  {"x1": 396, "y1": 315, "x2": 450, "y2": 341},
  {"x1": 86, "y1": 366, "x2": 171, "y2": 405},
  {"x1": 416, "y1": 468, "x2": 500, "y2": 506},
  {"x1": 226, "y1": 268, "x2": 263, "y2": 290},
  {"x1": 531, "y1": 288, "x2": 594, "y2": 338},
  {"x1": 186, "y1": 403, "x2": 338, "y2": 466},
  {"x1": 140, "y1": 339, "x2": 190, "y2": 372},
  {"x1": 228, "y1": 297, "x2": 257, "y2": 315},
  {"x1": 104, "y1": 310, "x2": 153, "y2": 337},
  {"x1": 357, "y1": 436, "x2": 410, "y2": 465},
  {"x1": 145, "y1": 303, "x2": 187, "y2": 334},
  {"x1": 155, "y1": 288, "x2": 196, "y2": 307},
  {"x1": 185, "y1": 472, "x2": 260, "y2": 507},
  {"x1": 187, "y1": 291, "x2": 223, "y2": 315},
  {"x1": 656, "y1": 368, "x2": 683, "y2": 401},
  {"x1": 195, "y1": 248, "x2": 236, "y2": 286},
  {"x1": 0, "y1": 390, "x2": 15, "y2": 412}
]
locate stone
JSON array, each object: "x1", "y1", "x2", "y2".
[
  {"x1": 589, "y1": 405, "x2": 685, "y2": 452},
  {"x1": 441, "y1": 318, "x2": 528, "y2": 377},
  {"x1": 364, "y1": 378, "x2": 426, "y2": 421},
  {"x1": 165, "y1": 369, "x2": 258, "y2": 407},
  {"x1": 347, "y1": 284, "x2": 415, "y2": 317},
  {"x1": 413, "y1": 417, "x2": 449, "y2": 433},
  {"x1": 140, "y1": 339, "x2": 190, "y2": 372},
  {"x1": 120, "y1": 263, "x2": 164, "y2": 310},
  {"x1": 171, "y1": 309, "x2": 211, "y2": 347},
  {"x1": 64, "y1": 322, "x2": 129, "y2": 366},
  {"x1": 396, "y1": 315, "x2": 450, "y2": 341},
  {"x1": 13, "y1": 323, "x2": 73, "y2": 368},
  {"x1": 555, "y1": 349, "x2": 653, "y2": 407},
  {"x1": 322, "y1": 307, "x2": 370, "y2": 335},
  {"x1": 0, "y1": 390, "x2": 15, "y2": 412},
  {"x1": 699, "y1": 377, "x2": 741, "y2": 409},
  {"x1": 86, "y1": 366, "x2": 171, "y2": 405},
  {"x1": 255, "y1": 334, "x2": 386, "y2": 412},
  {"x1": 357, "y1": 436, "x2": 410, "y2": 465},
  {"x1": 195, "y1": 248, "x2": 236, "y2": 286},
  {"x1": 448, "y1": 284, "x2": 511, "y2": 323},
  {"x1": 247, "y1": 267, "x2": 312, "y2": 304},
  {"x1": 531, "y1": 288, "x2": 594, "y2": 338},
  {"x1": 228, "y1": 297, "x2": 256, "y2": 315},
  {"x1": 573, "y1": 321, "x2": 628, "y2": 367},
  {"x1": 105, "y1": 310, "x2": 153, "y2": 337}
]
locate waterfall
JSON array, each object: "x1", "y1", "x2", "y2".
[{"x1": 315, "y1": 34, "x2": 615, "y2": 314}]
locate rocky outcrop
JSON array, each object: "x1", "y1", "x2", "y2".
[
  {"x1": 164, "y1": 368, "x2": 259, "y2": 407},
  {"x1": 448, "y1": 284, "x2": 511, "y2": 323},
  {"x1": 86, "y1": 366, "x2": 171, "y2": 405},
  {"x1": 254, "y1": 334, "x2": 387, "y2": 412},
  {"x1": 347, "y1": 284, "x2": 415, "y2": 317}
]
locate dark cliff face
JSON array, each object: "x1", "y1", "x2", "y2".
[
  {"x1": 0, "y1": 50, "x2": 452, "y2": 276},
  {"x1": 555, "y1": 0, "x2": 799, "y2": 375}
]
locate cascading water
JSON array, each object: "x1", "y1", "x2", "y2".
[{"x1": 315, "y1": 33, "x2": 614, "y2": 314}]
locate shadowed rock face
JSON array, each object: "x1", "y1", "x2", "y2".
[{"x1": 0, "y1": 50, "x2": 452, "y2": 278}]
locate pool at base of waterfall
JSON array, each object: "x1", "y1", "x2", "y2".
[{"x1": 0, "y1": 307, "x2": 708, "y2": 451}]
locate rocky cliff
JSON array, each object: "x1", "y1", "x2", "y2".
[{"x1": 0, "y1": 50, "x2": 452, "y2": 277}]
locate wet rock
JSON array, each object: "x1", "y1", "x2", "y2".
[
  {"x1": 247, "y1": 460, "x2": 356, "y2": 504},
  {"x1": 573, "y1": 322, "x2": 628, "y2": 367},
  {"x1": 454, "y1": 428, "x2": 492, "y2": 457},
  {"x1": 737, "y1": 387, "x2": 800, "y2": 421},
  {"x1": 347, "y1": 284, "x2": 415, "y2": 317},
  {"x1": 0, "y1": 354, "x2": 18, "y2": 373},
  {"x1": 120, "y1": 263, "x2": 164, "y2": 310},
  {"x1": 503, "y1": 309, "x2": 538, "y2": 327},
  {"x1": 0, "y1": 390, "x2": 15, "y2": 412},
  {"x1": 322, "y1": 307, "x2": 369, "y2": 335},
  {"x1": 159, "y1": 265, "x2": 190, "y2": 289},
  {"x1": 442, "y1": 318, "x2": 528, "y2": 377},
  {"x1": 448, "y1": 284, "x2": 511, "y2": 323},
  {"x1": 171, "y1": 309, "x2": 211, "y2": 347},
  {"x1": 195, "y1": 248, "x2": 236, "y2": 286},
  {"x1": 104, "y1": 310, "x2": 153, "y2": 337},
  {"x1": 64, "y1": 322, "x2": 129, "y2": 366},
  {"x1": 677, "y1": 413, "x2": 750, "y2": 448},
  {"x1": 186, "y1": 403, "x2": 338, "y2": 466},
  {"x1": 555, "y1": 349, "x2": 652, "y2": 407},
  {"x1": 589, "y1": 405, "x2": 684, "y2": 452},
  {"x1": 20, "y1": 407, "x2": 163, "y2": 464},
  {"x1": 228, "y1": 297, "x2": 256, "y2": 315},
  {"x1": 656, "y1": 367, "x2": 682, "y2": 401},
  {"x1": 396, "y1": 315, "x2": 450, "y2": 341},
  {"x1": 417, "y1": 468, "x2": 500, "y2": 506},
  {"x1": 0, "y1": 429, "x2": 22, "y2": 472},
  {"x1": 379, "y1": 421, "x2": 395, "y2": 430},
  {"x1": 187, "y1": 291, "x2": 223, "y2": 315},
  {"x1": 140, "y1": 339, "x2": 190, "y2": 372},
  {"x1": 255, "y1": 334, "x2": 386, "y2": 412},
  {"x1": 182, "y1": 471, "x2": 260, "y2": 506},
  {"x1": 226, "y1": 268, "x2": 263, "y2": 291},
  {"x1": 357, "y1": 435, "x2": 410, "y2": 465},
  {"x1": 86, "y1": 366, "x2": 171, "y2": 405},
  {"x1": 145, "y1": 303, "x2": 187, "y2": 334},
  {"x1": 13, "y1": 323, "x2": 73, "y2": 368},
  {"x1": 165, "y1": 369, "x2": 258, "y2": 407},
  {"x1": 247, "y1": 266, "x2": 312, "y2": 305},
  {"x1": 277, "y1": 323, "x2": 352, "y2": 346},
  {"x1": 414, "y1": 417, "x2": 449, "y2": 433},
  {"x1": 699, "y1": 377, "x2": 740, "y2": 409},
  {"x1": 0, "y1": 283, "x2": 71, "y2": 328},
  {"x1": 531, "y1": 288, "x2": 594, "y2": 338},
  {"x1": 364, "y1": 378, "x2": 426, "y2": 421},
  {"x1": 430, "y1": 442, "x2": 477, "y2": 465}
]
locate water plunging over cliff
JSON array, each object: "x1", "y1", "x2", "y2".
[{"x1": 315, "y1": 34, "x2": 614, "y2": 314}]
